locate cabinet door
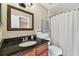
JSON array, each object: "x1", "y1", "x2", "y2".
[
  {"x1": 23, "y1": 48, "x2": 36, "y2": 56},
  {"x1": 39, "y1": 50, "x2": 48, "y2": 56},
  {"x1": 37, "y1": 43, "x2": 48, "y2": 55}
]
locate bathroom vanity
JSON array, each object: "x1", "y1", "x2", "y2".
[
  {"x1": 0, "y1": 36, "x2": 49, "y2": 56},
  {"x1": 16, "y1": 42, "x2": 48, "y2": 56}
]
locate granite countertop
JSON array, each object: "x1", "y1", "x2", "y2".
[{"x1": 0, "y1": 38, "x2": 49, "y2": 56}]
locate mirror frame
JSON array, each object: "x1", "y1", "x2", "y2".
[{"x1": 7, "y1": 5, "x2": 34, "y2": 31}]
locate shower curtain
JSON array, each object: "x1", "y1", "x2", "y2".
[{"x1": 50, "y1": 9, "x2": 79, "y2": 56}]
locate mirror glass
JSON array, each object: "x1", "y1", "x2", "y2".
[{"x1": 7, "y1": 5, "x2": 34, "y2": 30}]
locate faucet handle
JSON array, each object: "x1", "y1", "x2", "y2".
[
  {"x1": 25, "y1": 37, "x2": 28, "y2": 40},
  {"x1": 22, "y1": 38, "x2": 25, "y2": 41}
]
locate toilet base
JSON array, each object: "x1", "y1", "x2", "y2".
[
  {"x1": 48, "y1": 51, "x2": 63, "y2": 56},
  {"x1": 59, "y1": 54, "x2": 64, "y2": 56}
]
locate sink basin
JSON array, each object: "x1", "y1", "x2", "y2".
[{"x1": 18, "y1": 41, "x2": 37, "y2": 47}]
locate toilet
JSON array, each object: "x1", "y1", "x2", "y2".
[
  {"x1": 47, "y1": 38, "x2": 63, "y2": 56},
  {"x1": 36, "y1": 30, "x2": 63, "y2": 56}
]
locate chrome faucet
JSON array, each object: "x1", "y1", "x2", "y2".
[{"x1": 22, "y1": 37, "x2": 28, "y2": 41}]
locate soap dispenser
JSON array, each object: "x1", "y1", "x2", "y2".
[{"x1": 31, "y1": 34, "x2": 33, "y2": 40}]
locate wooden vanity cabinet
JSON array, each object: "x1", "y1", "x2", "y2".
[
  {"x1": 36, "y1": 43, "x2": 48, "y2": 56},
  {"x1": 39, "y1": 50, "x2": 48, "y2": 56},
  {"x1": 23, "y1": 48, "x2": 36, "y2": 56},
  {"x1": 21, "y1": 43, "x2": 48, "y2": 56}
]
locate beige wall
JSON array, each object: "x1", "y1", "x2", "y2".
[
  {"x1": 2, "y1": 3, "x2": 48, "y2": 39},
  {"x1": 0, "y1": 26, "x2": 2, "y2": 42}
]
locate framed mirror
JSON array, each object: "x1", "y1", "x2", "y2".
[{"x1": 7, "y1": 5, "x2": 34, "y2": 31}]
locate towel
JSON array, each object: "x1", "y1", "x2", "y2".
[{"x1": 41, "y1": 19, "x2": 49, "y2": 33}]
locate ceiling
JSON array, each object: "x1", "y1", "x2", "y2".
[
  {"x1": 49, "y1": 3, "x2": 79, "y2": 16},
  {"x1": 41, "y1": 3, "x2": 79, "y2": 16},
  {"x1": 41, "y1": 3, "x2": 59, "y2": 10}
]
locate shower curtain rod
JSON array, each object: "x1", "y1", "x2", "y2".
[{"x1": 49, "y1": 8, "x2": 79, "y2": 18}]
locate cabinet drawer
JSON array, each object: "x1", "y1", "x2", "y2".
[
  {"x1": 23, "y1": 48, "x2": 36, "y2": 56},
  {"x1": 37, "y1": 43, "x2": 48, "y2": 55},
  {"x1": 39, "y1": 50, "x2": 48, "y2": 56}
]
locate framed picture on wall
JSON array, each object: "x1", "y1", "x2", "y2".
[{"x1": 19, "y1": 16, "x2": 30, "y2": 28}]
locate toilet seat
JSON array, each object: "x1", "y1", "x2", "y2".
[{"x1": 49, "y1": 45, "x2": 62, "y2": 56}]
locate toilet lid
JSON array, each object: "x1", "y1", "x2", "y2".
[{"x1": 49, "y1": 45, "x2": 62, "y2": 55}]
